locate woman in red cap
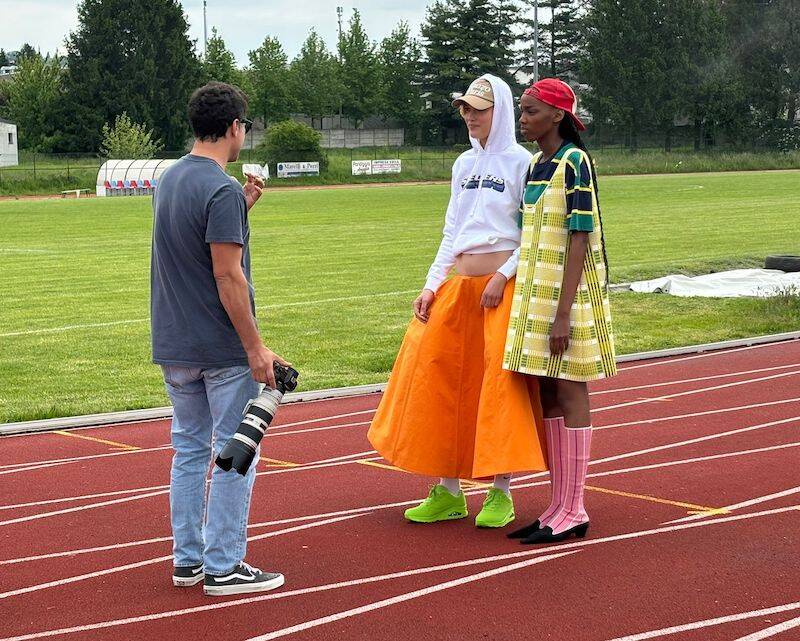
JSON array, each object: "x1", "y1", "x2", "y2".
[{"x1": 505, "y1": 78, "x2": 617, "y2": 544}]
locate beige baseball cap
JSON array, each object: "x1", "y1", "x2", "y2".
[{"x1": 452, "y1": 78, "x2": 494, "y2": 110}]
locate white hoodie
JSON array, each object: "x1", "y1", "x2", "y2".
[{"x1": 424, "y1": 73, "x2": 532, "y2": 293}]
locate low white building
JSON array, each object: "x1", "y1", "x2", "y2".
[{"x1": 0, "y1": 118, "x2": 19, "y2": 167}]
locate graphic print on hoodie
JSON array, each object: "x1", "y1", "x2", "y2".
[
  {"x1": 461, "y1": 174, "x2": 506, "y2": 192},
  {"x1": 424, "y1": 74, "x2": 533, "y2": 293}
]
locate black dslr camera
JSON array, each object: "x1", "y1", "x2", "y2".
[{"x1": 215, "y1": 362, "x2": 299, "y2": 475}]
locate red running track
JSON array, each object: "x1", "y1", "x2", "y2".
[{"x1": 1, "y1": 340, "x2": 799, "y2": 641}]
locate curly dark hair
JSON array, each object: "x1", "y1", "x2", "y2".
[{"x1": 188, "y1": 82, "x2": 249, "y2": 142}]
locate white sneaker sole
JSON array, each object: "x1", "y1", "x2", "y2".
[
  {"x1": 173, "y1": 574, "x2": 205, "y2": 587},
  {"x1": 204, "y1": 573, "x2": 285, "y2": 596}
]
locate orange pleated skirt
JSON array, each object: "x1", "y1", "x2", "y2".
[{"x1": 367, "y1": 274, "x2": 548, "y2": 480}]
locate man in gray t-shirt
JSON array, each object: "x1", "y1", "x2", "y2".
[{"x1": 151, "y1": 82, "x2": 287, "y2": 596}]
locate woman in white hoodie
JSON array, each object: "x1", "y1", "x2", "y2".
[{"x1": 368, "y1": 74, "x2": 547, "y2": 529}]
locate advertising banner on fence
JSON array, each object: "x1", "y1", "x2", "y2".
[
  {"x1": 372, "y1": 159, "x2": 402, "y2": 174},
  {"x1": 277, "y1": 162, "x2": 320, "y2": 178},
  {"x1": 351, "y1": 160, "x2": 372, "y2": 176},
  {"x1": 351, "y1": 159, "x2": 402, "y2": 176}
]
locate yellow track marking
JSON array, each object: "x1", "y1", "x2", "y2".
[
  {"x1": 260, "y1": 457, "x2": 300, "y2": 467},
  {"x1": 461, "y1": 480, "x2": 492, "y2": 489},
  {"x1": 53, "y1": 430, "x2": 140, "y2": 451},
  {"x1": 357, "y1": 460, "x2": 405, "y2": 473},
  {"x1": 586, "y1": 485, "x2": 729, "y2": 514}
]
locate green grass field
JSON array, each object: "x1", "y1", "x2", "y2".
[{"x1": 1, "y1": 169, "x2": 799, "y2": 422}]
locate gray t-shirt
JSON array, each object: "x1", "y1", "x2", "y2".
[{"x1": 150, "y1": 154, "x2": 253, "y2": 367}]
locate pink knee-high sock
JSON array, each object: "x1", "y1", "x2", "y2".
[
  {"x1": 545, "y1": 425, "x2": 592, "y2": 534},
  {"x1": 536, "y1": 417, "x2": 566, "y2": 524}
]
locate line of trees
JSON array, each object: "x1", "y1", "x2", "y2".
[{"x1": 0, "y1": 0, "x2": 798, "y2": 153}]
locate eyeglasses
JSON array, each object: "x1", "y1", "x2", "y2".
[{"x1": 239, "y1": 118, "x2": 253, "y2": 134}]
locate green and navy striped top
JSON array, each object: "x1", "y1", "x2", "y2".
[{"x1": 519, "y1": 142, "x2": 595, "y2": 232}]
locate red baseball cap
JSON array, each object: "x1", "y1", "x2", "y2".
[{"x1": 524, "y1": 78, "x2": 586, "y2": 131}]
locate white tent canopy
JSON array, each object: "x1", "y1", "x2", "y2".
[
  {"x1": 629, "y1": 269, "x2": 800, "y2": 298},
  {"x1": 96, "y1": 159, "x2": 177, "y2": 196}
]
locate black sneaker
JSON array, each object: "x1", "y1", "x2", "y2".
[
  {"x1": 172, "y1": 563, "x2": 204, "y2": 587},
  {"x1": 204, "y1": 561, "x2": 285, "y2": 596}
]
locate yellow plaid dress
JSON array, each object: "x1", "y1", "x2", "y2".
[{"x1": 503, "y1": 144, "x2": 617, "y2": 382}]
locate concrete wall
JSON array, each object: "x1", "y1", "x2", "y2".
[
  {"x1": 320, "y1": 128, "x2": 404, "y2": 148},
  {"x1": 240, "y1": 115, "x2": 405, "y2": 150}
]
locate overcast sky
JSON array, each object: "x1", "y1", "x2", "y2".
[{"x1": 0, "y1": 0, "x2": 445, "y2": 63}]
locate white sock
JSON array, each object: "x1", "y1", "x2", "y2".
[
  {"x1": 439, "y1": 477, "x2": 461, "y2": 496},
  {"x1": 493, "y1": 473, "x2": 512, "y2": 495}
]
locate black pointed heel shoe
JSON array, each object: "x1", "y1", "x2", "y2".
[
  {"x1": 520, "y1": 521, "x2": 589, "y2": 544},
  {"x1": 507, "y1": 519, "x2": 541, "y2": 539}
]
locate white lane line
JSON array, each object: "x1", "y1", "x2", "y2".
[
  {"x1": 509, "y1": 444, "x2": 800, "y2": 498},
  {"x1": 0, "y1": 415, "x2": 374, "y2": 473},
  {"x1": 266, "y1": 420, "x2": 372, "y2": 438},
  {"x1": 591, "y1": 364, "x2": 800, "y2": 396},
  {"x1": 596, "y1": 397, "x2": 800, "y2": 431},
  {"x1": 0, "y1": 291, "x2": 418, "y2": 338},
  {"x1": 589, "y1": 415, "x2": 799, "y2": 468},
  {"x1": 603, "y1": 603, "x2": 800, "y2": 641},
  {"x1": 6, "y1": 441, "x2": 795, "y2": 568},
  {"x1": 0, "y1": 461, "x2": 77, "y2": 476},
  {"x1": 0, "y1": 453, "x2": 380, "y2": 527},
  {"x1": 244, "y1": 553, "x2": 579, "y2": 641},
  {"x1": 0, "y1": 488, "x2": 162, "y2": 512},
  {"x1": 1, "y1": 506, "x2": 795, "y2": 641},
  {"x1": 1, "y1": 412, "x2": 377, "y2": 469},
  {"x1": 270, "y1": 409, "x2": 376, "y2": 430},
  {"x1": 0, "y1": 446, "x2": 172, "y2": 471},
  {"x1": 0, "y1": 423, "x2": 371, "y2": 477},
  {"x1": 513, "y1": 415, "x2": 800, "y2": 484},
  {"x1": 300, "y1": 450, "x2": 376, "y2": 466},
  {"x1": 576, "y1": 443, "x2": 800, "y2": 484},
  {"x1": 0, "y1": 451, "x2": 375, "y2": 512},
  {"x1": 665, "y1": 485, "x2": 800, "y2": 525},
  {"x1": 0, "y1": 319, "x2": 148, "y2": 338},
  {"x1": 0, "y1": 490, "x2": 169, "y2": 528},
  {"x1": 594, "y1": 370, "x2": 800, "y2": 414},
  {"x1": 616, "y1": 341, "x2": 795, "y2": 372},
  {"x1": 0, "y1": 535, "x2": 174, "y2": 566},
  {"x1": 733, "y1": 616, "x2": 800, "y2": 641},
  {"x1": 0, "y1": 514, "x2": 363, "y2": 601},
  {"x1": 258, "y1": 455, "x2": 380, "y2": 477}
]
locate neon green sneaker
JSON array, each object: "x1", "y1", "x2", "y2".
[
  {"x1": 475, "y1": 488, "x2": 515, "y2": 528},
  {"x1": 404, "y1": 485, "x2": 468, "y2": 523}
]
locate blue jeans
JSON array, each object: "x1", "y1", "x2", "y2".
[{"x1": 161, "y1": 364, "x2": 261, "y2": 576}]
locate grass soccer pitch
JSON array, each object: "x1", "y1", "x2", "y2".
[{"x1": 1, "y1": 169, "x2": 799, "y2": 422}]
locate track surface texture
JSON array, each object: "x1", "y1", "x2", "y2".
[{"x1": 1, "y1": 340, "x2": 799, "y2": 641}]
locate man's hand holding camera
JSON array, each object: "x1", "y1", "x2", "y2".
[{"x1": 247, "y1": 343, "x2": 291, "y2": 390}]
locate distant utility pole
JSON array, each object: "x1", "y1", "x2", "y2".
[
  {"x1": 514, "y1": 0, "x2": 540, "y2": 83},
  {"x1": 533, "y1": 0, "x2": 539, "y2": 83},
  {"x1": 336, "y1": 6, "x2": 344, "y2": 122},
  {"x1": 336, "y1": 5, "x2": 344, "y2": 55},
  {"x1": 203, "y1": 0, "x2": 208, "y2": 59}
]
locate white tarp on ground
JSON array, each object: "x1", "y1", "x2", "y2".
[{"x1": 629, "y1": 269, "x2": 800, "y2": 298}]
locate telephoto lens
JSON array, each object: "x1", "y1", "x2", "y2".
[{"x1": 215, "y1": 362, "x2": 299, "y2": 475}]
